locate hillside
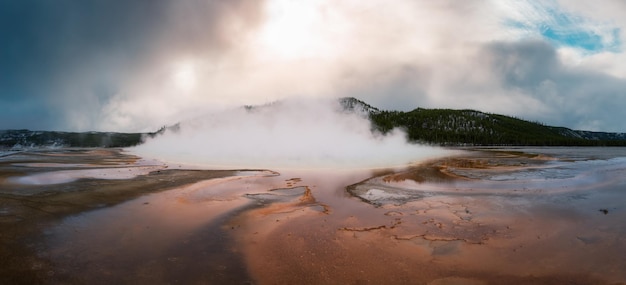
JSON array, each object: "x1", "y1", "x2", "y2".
[
  {"x1": 0, "y1": 129, "x2": 161, "y2": 149},
  {"x1": 350, "y1": 98, "x2": 626, "y2": 146},
  {"x1": 2, "y1": 98, "x2": 625, "y2": 149}
]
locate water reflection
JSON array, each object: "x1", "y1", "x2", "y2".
[{"x1": 44, "y1": 172, "x2": 271, "y2": 284}]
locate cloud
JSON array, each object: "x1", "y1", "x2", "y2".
[
  {"x1": 0, "y1": 1, "x2": 171, "y2": 129},
  {"x1": 500, "y1": 0, "x2": 620, "y2": 52},
  {"x1": 480, "y1": 40, "x2": 626, "y2": 131},
  {"x1": 0, "y1": 0, "x2": 265, "y2": 131},
  {"x1": 1, "y1": 0, "x2": 626, "y2": 132}
]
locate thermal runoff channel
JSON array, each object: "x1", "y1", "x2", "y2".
[{"x1": 131, "y1": 98, "x2": 451, "y2": 169}]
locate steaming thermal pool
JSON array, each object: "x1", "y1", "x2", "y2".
[{"x1": 1, "y1": 147, "x2": 626, "y2": 284}]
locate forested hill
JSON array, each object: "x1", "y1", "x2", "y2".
[
  {"x1": 2, "y1": 98, "x2": 626, "y2": 149},
  {"x1": 339, "y1": 97, "x2": 626, "y2": 146},
  {"x1": 0, "y1": 130, "x2": 160, "y2": 149}
]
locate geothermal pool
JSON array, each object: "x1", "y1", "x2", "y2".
[{"x1": 1, "y1": 147, "x2": 625, "y2": 284}]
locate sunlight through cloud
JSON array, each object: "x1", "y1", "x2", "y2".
[
  {"x1": 256, "y1": 0, "x2": 334, "y2": 60},
  {"x1": 172, "y1": 60, "x2": 197, "y2": 91}
]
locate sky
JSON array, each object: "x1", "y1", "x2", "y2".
[{"x1": 2, "y1": 0, "x2": 626, "y2": 132}]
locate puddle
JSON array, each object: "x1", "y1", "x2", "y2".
[{"x1": 7, "y1": 166, "x2": 166, "y2": 185}]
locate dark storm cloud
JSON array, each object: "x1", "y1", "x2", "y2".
[
  {"x1": 0, "y1": 1, "x2": 168, "y2": 129},
  {"x1": 0, "y1": 0, "x2": 264, "y2": 131},
  {"x1": 483, "y1": 40, "x2": 626, "y2": 131}
]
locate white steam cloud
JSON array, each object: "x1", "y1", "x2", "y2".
[{"x1": 130, "y1": 98, "x2": 451, "y2": 169}]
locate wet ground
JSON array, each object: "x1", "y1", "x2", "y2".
[{"x1": 1, "y1": 147, "x2": 625, "y2": 284}]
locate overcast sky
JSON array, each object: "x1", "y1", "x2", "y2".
[{"x1": 2, "y1": 0, "x2": 626, "y2": 132}]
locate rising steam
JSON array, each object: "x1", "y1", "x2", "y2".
[{"x1": 130, "y1": 98, "x2": 452, "y2": 169}]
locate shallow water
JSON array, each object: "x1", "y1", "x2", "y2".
[
  {"x1": 44, "y1": 176, "x2": 260, "y2": 284},
  {"x1": 1, "y1": 147, "x2": 625, "y2": 284}
]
